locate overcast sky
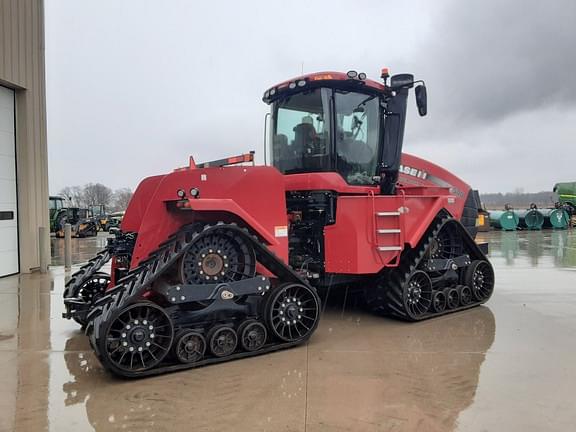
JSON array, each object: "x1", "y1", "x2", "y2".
[{"x1": 45, "y1": 0, "x2": 576, "y2": 194}]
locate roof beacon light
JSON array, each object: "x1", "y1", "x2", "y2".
[
  {"x1": 358, "y1": 72, "x2": 367, "y2": 80},
  {"x1": 347, "y1": 70, "x2": 358, "y2": 79},
  {"x1": 381, "y1": 67, "x2": 390, "y2": 85},
  {"x1": 289, "y1": 82, "x2": 297, "y2": 89},
  {"x1": 297, "y1": 79, "x2": 306, "y2": 87}
]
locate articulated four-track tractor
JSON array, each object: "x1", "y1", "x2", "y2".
[{"x1": 63, "y1": 69, "x2": 495, "y2": 378}]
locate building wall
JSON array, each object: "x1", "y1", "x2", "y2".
[{"x1": 0, "y1": 0, "x2": 49, "y2": 272}]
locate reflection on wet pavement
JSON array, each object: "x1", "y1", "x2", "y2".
[
  {"x1": 50, "y1": 233, "x2": 109, "y2": 266},
  {"x1": 0, "y1": 230, "x2": 575, "y2": 431}
]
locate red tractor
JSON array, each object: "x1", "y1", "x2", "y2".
[{"x1": 63, "y1": 69, "x2": 494, "y2": 378}]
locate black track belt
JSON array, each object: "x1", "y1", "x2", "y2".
[{"x1": 86, "y1": 222, "x2": 317, "y2": 378}]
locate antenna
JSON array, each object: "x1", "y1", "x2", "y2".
[{"x1": 301, "y1": 62, "x2": 304, "y2": 74}]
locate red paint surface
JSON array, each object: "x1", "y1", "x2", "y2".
[{"x1": 112, "y1": 152, "x2": 471, "y2": 285}]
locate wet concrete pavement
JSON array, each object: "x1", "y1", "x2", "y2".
[{"x1": 1, "y1": 230, "x2": 575, "y2": 431}]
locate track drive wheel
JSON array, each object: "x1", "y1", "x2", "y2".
[
  {"x1": 465, "y1": 260, "x2": 495, "y2": 302},
  {"x1": 174, "y1": 330, "x2": 206, "y2": 364},
  {"x1": 70, "y1": 272, "x2": 110, "y2": 326},
  {"x1": 427, "y1": 222, "x2": 464, "y2": 260},
  {"x1": 265, "y1": 283, "x2": 320, "y2": 343},
  {"x1": 239, "y1": 320, "x2": 267, "y2": 352},
  {"x1": 208, "y1": 325, "x2": 238, "y2": 358},
  {"x1": 99, "y1": 302, "x2": 174, "y2": 376},
  {"x1": 178, "y1": 228, "x2": 256, "y2": 284}
]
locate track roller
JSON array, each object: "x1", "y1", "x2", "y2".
[
  {"x1": 208, "y1": 325, "x2": 238, "y2": 358},
  {"x1": 459, "y1": 285, "x2": 473, "y2": 306},
  {"x1": 239, "y1": 320, "x2": 267, "y2": 352},
  {"x1": 431, "y1": 291, "x2": 447, "y2": 313},
  {"x1": 174, "y1": 330, "x2": 206, "y2": 364},
  {"x1": 446, "y1": 288, "x2": 460, "y2": 309}
]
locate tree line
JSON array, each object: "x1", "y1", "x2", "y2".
[
  {"x1": 59, "y1": 183, "x2": 133, "y2": 212},
  {"x1": 480, "y1": 191, "x2": 556, "y2": 210}
]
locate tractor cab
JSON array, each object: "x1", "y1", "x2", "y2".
[{"x1": 263, "y1": 70, "x2": 427, "y2": 193}]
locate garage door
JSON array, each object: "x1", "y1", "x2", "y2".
[{"x1": 0, "y1": 86, "x2": 18, "y2": 277}]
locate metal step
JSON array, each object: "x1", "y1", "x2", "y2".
[
  {"x1": 377, "y1": 246, "x2": 403, "y2": 251},
  {"x1": 377, "y1": 229, "x2": 401, "y2": 234}
]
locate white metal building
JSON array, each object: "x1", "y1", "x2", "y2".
[{"x1": 0, "y1": 0, "x2": 49, "y2": 276}]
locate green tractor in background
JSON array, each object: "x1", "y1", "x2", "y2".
[
  {"x1": 554, "y1": 182, "x2": 576, "y2": 209},
  {"x1": 50, "y1": 196, "x2": 98, "y2": 237},
  {"x1": 49, "y1": 196, "x2": 67, "y2": 232},
  {"x1": 553, "y1": 182, "x2": 576, "y2": 227}
]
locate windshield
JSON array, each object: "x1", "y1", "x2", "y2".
[
  {"x1": 271, "y1": 87, "x2": 381, "y2": 185},
  {"x1": 334, "y1": 90, "x2": 379, "y2": 185},
  {"x1": 272, "y1": 88, "x2": 331, "y2": 174},
  {"x1": 49, "y1": 198, "x2": 64, "y2": 210}
]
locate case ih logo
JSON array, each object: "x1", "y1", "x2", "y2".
[{"x1": 399, "y1": 165, "x2": 428, "y2": 180}]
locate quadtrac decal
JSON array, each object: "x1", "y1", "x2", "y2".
[{"x1": 399, "y1": 164, "x2": 464, "y2": 198}]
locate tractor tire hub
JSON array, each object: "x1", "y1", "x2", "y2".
[{"x1": 201, "y1": 253, "x2": 224, "y2": 276}]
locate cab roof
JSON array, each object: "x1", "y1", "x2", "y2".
[{"x1": 262, "y1": 71, "x2": 387, "y2": 104}]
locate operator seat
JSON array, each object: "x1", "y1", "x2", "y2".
[{"x1": 293, "y1": 121, "x2": 317, "y2": 155}]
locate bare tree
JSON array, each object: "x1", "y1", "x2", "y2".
[
  {"x1": 112, "y1": 188, "x2": 133, "y2": 212},
  {"x1": 83, "y1": 183, "x2": 113, "y2": 207},
  {"x1": 58, "y1": 183, "x2": 132, "y2": 211},
  {"x1": 59, "y1": 186, "x2": 84, "y2": 207}
]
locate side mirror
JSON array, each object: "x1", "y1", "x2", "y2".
[
  {"x1": 390, "y1": 73, "x2": 414, "y2": 89},
  {"x1": 415, "y1": 84, "x2": 427, "y2": 116}
]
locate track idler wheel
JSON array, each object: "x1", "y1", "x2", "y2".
[
  {"x1": 431, "y1": 291, "x2": 447, "y2": 313},
  {"x1": 403, "y1": 270, "x2": 433, "y2": 319},
  {"x1": 265, "y1": 283, "x2": 320, "y2": 342},
  {"x1": 465, "y1": 260, "x2": 495, "y2": 301},
  {"x1": 174, "y1": 330, "x2": 206, "y2": 364},
  {"x1": 446, "y1": 288, "x2": 460, "y2": 309},
  {"x1": 239, "y1": 320, "x2": 267, "y2": 352},
  {"x1": 100, "y1": 302, "x2": 174, "y2": 376},
  {"x1": 208, "y1": 325, "x2": 238, "y2": 357}
]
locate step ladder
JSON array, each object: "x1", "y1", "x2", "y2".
[{"x1": 374, "y1": 210, "x2": 404, "y2": 267}]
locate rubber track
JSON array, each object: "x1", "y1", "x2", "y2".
[
  {"x1": 86, "y1": 222, "x2": 313, "y2": 377},
  {"x1": 63, "y1": 248, "x2": 112, "y2": 299},
  {"x1": 366, "y1": 216, "x2": 493, "y2": 321}
]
